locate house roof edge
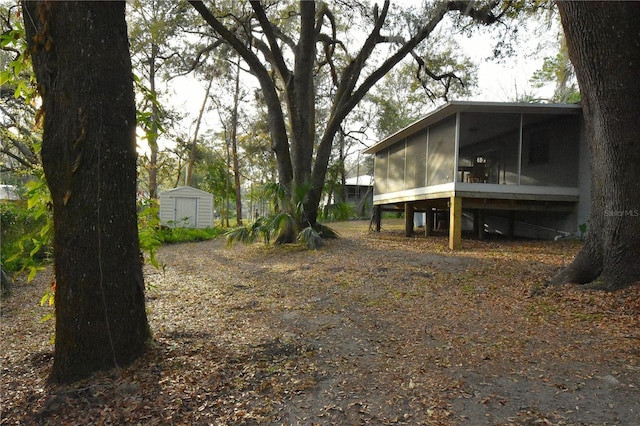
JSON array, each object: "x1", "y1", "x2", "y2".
[
  {"x1": 158, "y1": 185, "x2": 213, "y2": 197},
  {"x1": 362, "y1": 101, "x2": 582, "y2": 155}
]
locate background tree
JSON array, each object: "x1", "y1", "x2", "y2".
[
  {"x1": 23, "y1": 1, "x2": 150, "y2": 383},
  {"x1": 321, "y1": 32, "x2": 476, "y2": 211},
  {"x1": 241, "y1": 104, "x2": 278, "y2": 218},
  {"x1": 197, "y1": 138, "x2": 235, "y2": 225},
  {"x1": 530, "y1": 36, "x2": 579, "y2": 103},
  {"x1": 138, "y1": 145, "x2": 188, "y2": 192},
  {"x1": 551, "y1": 1, "x2": 640, "y2": 290},
  {"x1": 184, "y1": 74, "x2": 213, "y2": 187},
  {"x1": 527, "y1": 7, "x2": 579, "y2": 104},
  {"x1": 188, "y1": 0, "x2": 505, "y2": 241},
  {"x1": 1, "y1": 3, "x2": 39, "y2": 178},
  {"x1": 2, "y1": 4, "x2": 52, "y2": 293},
  {"x1": 366, "y1": 46, "x2": 476, "y2": 140},
  {"x1": 229, "y1": 57, "x2": 244, "y2": 225},
  {"x1": 0, "y1": 90, "x2": 39, "y2": 175},
  {"x1": 128, "y1": 0, "x2": 187, "y2": 199}
]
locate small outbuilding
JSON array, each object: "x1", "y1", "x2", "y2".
[
  {"x1": 344, "y1": 175, "x2": 374, "y2": 217},
  {"x1": 159, "y1": 186, "x2": 214, "y2": 229},
  {"x1": 0, "y1": 185, "x2": 20, "y2": 201}
]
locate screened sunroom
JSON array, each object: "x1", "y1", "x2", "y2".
[{"x1": 363, "y1": 101, "x2": 590, "y2": 249}]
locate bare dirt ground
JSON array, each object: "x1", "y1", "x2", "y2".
[{"x1": 2, "y1": 220, "x2": 640, "y2": 425}]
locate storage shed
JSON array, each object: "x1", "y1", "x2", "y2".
[
  {"x1": 0, "y1": 185, "x2": 20, "y2": 201},
  {"x1": 159, "y1": 186, "x2": 214, "y2": 229}
]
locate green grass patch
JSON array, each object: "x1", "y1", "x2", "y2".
[{"x1": 573, "y1": 311, "x2": 604, "y2": 322}]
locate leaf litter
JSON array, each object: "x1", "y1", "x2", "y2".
[{"x1": 1, "y1": 219, "x2": 639, "y2": 425}]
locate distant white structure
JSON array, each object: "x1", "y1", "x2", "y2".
[
  {"x1": 323, "y1": 174, "x2": 374, "y2": 218},
  {"x1": 344, "y1": 174, "x2": 373, "y2": 187},
  {"x1": 0, "y1": 185, "x2": 20, "y2": 201},
  {"x1": 158, "y1": 186, "x2": 214, "y2": 229},
  {"x1": 344, "y1": 175, "x2": 374, "y2": 217}
]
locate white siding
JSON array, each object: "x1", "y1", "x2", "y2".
[{"x1": 158, "y1": 186, "x2": 214, "y2": 228}]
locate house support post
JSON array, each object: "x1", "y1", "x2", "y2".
[
  {"x1": 404, "y1": 202, "x2": 415, "y2": 237},
  {"x1": 474, "y1": 209, "x2": 485, "y2": 240},
  {"x1": 449, "y1": 196, "x2": 462, "y2": 250},
  {"x1": 372, "y1": 205, "x2": 381, "y2": 232},
  {"x1": 425, "y1": 208, "x2": 434, "y2": 236},
  {"x1": 508, "y1": 211, "x2": 516, "y2": 239}
]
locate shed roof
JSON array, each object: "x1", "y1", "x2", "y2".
[
  {"x1": 345, "y1": 175, "x2": 373, "y2": 186},
  {"x1": 159, "y1": 185, "x2": 213, "y2": 197},
  {"x1": 363, "y1": 101, "x2": 582, "y2": 155}
]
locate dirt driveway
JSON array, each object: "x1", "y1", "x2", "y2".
[{"x1": 2, "y1": 220, "x2": 639, "y2": 425}]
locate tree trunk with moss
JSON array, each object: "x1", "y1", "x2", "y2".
[
  {"x1": 552, "y1": 1, "x2": 640, "y2": 290},
  {"x1": 23, "y1": 1, "x2": 150, "y2": 383}
]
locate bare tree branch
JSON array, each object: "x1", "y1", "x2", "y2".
[
  {"x1": 250, "y1": 1, "x2": 291, "y2": 83},
  {"x1": 188, "y1": 0, "x2": 293, "y2": 186}
]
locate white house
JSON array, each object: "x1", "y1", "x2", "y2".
[
  {"x1": 363, "y1": 101, "x2": 590, "y2": 249},
  {"x1": 158, "y1": 186, "x2": 214, "y2": 229}
]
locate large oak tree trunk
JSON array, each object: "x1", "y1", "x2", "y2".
[
  {"x1": 552, "y1": 1, "x2": 640, "y2": 290},
  {"x1": 24, "y1": 1, "x2": 150, "y2": 383}
]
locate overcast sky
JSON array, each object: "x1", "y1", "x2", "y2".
[{"x1": 460, "y1": 26, "x2": 557, "y2": 102}]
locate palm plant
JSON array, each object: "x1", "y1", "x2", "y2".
[
  {"x1": 225, "y1": 182, "x2": 338, "y2": 249},
  {"x1": 321, "y1": 201, "x2": 355, "y2": 222}
]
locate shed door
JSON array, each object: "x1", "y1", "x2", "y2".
[{"x1": 174, "y1": 197, "x2": 198, "y2": 227}]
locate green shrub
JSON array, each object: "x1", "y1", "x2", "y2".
[
  {"x1": 159, "y1": 226, "x2": 224, "y2": 244},
  {"x1": 321, "y1": 202, "x2": 355, "y2": 222},
  {"x1": 226, "y1": 214, "x2": 338, "y2": 249},
  {"x1": 1, "y1": 179, "x2": 52, "y2": 277},
  {"x1": 137, "y1": 198, "x2": 164, "y2": 268}
]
